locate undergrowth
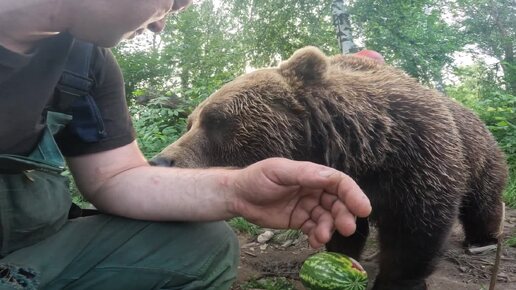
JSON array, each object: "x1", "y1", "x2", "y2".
[{"x1": 239, "y1": 277, "x2": 297, "y2": 290}]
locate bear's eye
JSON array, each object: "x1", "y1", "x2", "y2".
[{"x1": 201, "y1": 109, "x2": 231, "y2": 132}]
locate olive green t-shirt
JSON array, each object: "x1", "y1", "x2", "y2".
[{"x1": 0, "y1": 33, "x2": 135, "y2": 156}]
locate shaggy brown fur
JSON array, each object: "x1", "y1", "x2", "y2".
[{"x1": 152, "y1": 47, "x2": 508, "y2": 290}]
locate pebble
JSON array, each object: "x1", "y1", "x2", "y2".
[{"x1": 257, "y1": 230, "x2": 274, "y2": 243}]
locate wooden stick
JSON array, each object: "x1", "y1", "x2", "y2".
[
  {"x1": 466, "y1": 245, "x2": 497, "y2": 255},
  {"x1": 489, "y1": 202, "x2": 505, "y2": 290},
  {"x1": 244, "y1": 251, "x2": 257, "y2": 257}
]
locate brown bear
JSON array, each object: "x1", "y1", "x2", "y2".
[{"x1": 151, "y1": 46, "x2": 508, "y2": 290}]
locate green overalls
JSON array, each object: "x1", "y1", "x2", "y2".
[{"x1": 0, "y1": 45, "x2": 239, "y2": 290}]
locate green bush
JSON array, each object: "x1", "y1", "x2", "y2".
[
  {"x1": 130, "y1": 100, "x2": 188, "y2": 159},
  {"x1": 446, "y1": 63, "x2": 516, "y2": 207},
  {"x1": 475, "y1": 91, "x2": 516, "y2": 207}
]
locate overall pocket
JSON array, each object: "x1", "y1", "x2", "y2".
[
  {"x1": 0, "y1": 111, "x2": 73, "y2": 256},
  {"x1": 0, "y1": 171, "x2": 71, "y2": 256}
]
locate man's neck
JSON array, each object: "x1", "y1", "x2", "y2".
[{"x1": 0, "y1": 0, "x2": 68, "y2": 54}]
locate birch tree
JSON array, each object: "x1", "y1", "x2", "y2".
[{"x1": 332, "y1": 0, "x2": 358, "y2": 54}]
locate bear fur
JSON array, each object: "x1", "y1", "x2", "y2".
[{"x1": 152, "y1": 47, "x2": 508, "y2": 290}]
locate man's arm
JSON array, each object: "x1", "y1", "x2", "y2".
[
  {"x1": 67, "y1": 141, "x2": 371, "y2": 248},
  {"x1": 67, "y1": 141, "x2": 237, "y2": 221}
]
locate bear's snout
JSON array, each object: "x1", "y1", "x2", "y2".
[{"x1": 149, "y1": 156, "x2": 175, "y2": 167}]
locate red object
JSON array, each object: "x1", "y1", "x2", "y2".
[{"x1": 354, "y1": 50, "x2": 385, "y2": 64}]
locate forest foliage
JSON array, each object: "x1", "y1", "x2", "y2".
[{"x1": 113, "y1": 0, "x2": 516, "y2": 206}]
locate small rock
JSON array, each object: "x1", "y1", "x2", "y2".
[
  {"x1": 257, "y1": 230, "x2": 274, "y2": 243},
  {"x1": 260, "y1": 244, "x2": 268, "y2": 251}
]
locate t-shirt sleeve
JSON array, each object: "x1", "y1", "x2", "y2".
[{"x1": 57, "y1": 47, "x2": 136, "y2": 156}]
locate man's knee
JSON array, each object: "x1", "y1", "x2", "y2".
[
  {"x1": 197, "y1": 221, "x2": 239, "y2": 288},
  {"x1": 155, "y1": 220, "x2": 240, "y2": 289}
]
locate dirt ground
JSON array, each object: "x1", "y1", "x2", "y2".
[{"x1": 232, "y1": 208, "x2": 516, "y2": 290}]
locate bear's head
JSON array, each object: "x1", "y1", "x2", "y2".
[{"x1": 151, "y1": 46, "x2": 386, "y2": 169}]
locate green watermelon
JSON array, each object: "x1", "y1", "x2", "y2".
[{"x1": 299, "y1": 252, "x2": 368, "y2": 290}]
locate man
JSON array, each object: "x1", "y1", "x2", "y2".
[{"x1": 0, "y1": 0, "x2": 371, "y2": 289}]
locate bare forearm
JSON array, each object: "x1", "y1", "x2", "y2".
[{"x1": 84, "y1": 165, "x2": 238, "y2": 221}]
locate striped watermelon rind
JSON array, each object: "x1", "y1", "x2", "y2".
[{"x1": 299, "y1": 252, "x2": 368, "y2": 290}]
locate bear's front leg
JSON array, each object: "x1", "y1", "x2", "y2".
[
  {"x1": 372, "y1": 206, "x2": 457, "y2": 290},
  {"x1": 326, "y1": 217, "x2": 369, "y2": 259}
]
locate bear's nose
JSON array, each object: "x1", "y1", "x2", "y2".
[{"x1": 149, "y1": 156, "x2": 175, "y2": 167}]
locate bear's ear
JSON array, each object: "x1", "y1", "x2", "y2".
[{"x1": 279, "y1": 46, "x2": 328, "y2": 86}]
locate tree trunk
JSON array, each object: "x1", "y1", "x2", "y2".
[
  {"x1": 332, "y1": 0, "x2": 358, "y2": 54},
  {"x1": 501, "y1": 42, "x2": 516, "y2": 96}
]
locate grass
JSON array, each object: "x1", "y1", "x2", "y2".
[
  {"x1": 240, "y1": 277, "x2": 297, "y2": 290},
  {"x1": 228, "y1": 217, "x2": 260, "y2": 236},
  {"x1": 502, "y1": 164, "x2": 516, "y2": 248},
  {"x1": 503, "y1": 167, "x2": 516, "y2": 208},
  {"x1": 272, "y1": 229, "x2": 302, "y2": 244},
  {"x1": 506, "y1": 235, "x2": 516, "y2": 248},
  {"x1": 504, "y1": 168, "x2": 516, "y2": 247}
]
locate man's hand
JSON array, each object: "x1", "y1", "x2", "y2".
[{"x1": 228, "y1": 158, "x2": 371, "y2": 248}]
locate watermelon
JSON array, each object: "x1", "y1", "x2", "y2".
[{"x1": 299, "y1": 252, "x2": 368, "y2": 290}]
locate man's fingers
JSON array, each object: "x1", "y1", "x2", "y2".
[
  {"x1": 263, "y1": 158, "x2": 340, "y2": 188},
  {"x1": 331, "y1": 201, "x2": 357, "y2": 237},
  {"x1": 321, "y1": 192, "x2": 338, "y2": 211},
  {"x1": 301, "y1": 219, "x2": 316, "y2": 239},
  {"x1": 289, "y1": 163, "x2": 371, "y2": 218},
  {"x1": 309, "y1": 206, "x2": 334, "y2": 247},
  {"x1": 330, "y1": 174, "x2": 371, "y2": 218},
  {"x1": 314, "y1": 213, "x2": 334, "y2": 245},
  {"x1": 257, "y1": 158, "x2": 370, "y2": 244},
  {"x1": 308, "y1": 234, "x2": 324, "y2": 248},
  {"x1": 299, "y1": 205, "x2": 335, "y2": 248},
  {"x1": 262, "y1": 158, "x2": 371, "y2": 219},
  {"x1": 323, "y1": 191, "x2": 362, "y2": 237}
]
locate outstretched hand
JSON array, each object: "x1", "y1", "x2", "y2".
[{"x1": 229, "y1": 158, "x2": 371, "y2": 248}]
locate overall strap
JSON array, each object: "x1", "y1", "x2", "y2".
[
  {"x1": 54, "y1": 39, "x2": 102, "y2": 218},
  {"x1": 55, "y1": 40, "x2": 95, "y2": 111},
  {"x1": 54, "y1": 40, "x2": 107, "y2": 142}
]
